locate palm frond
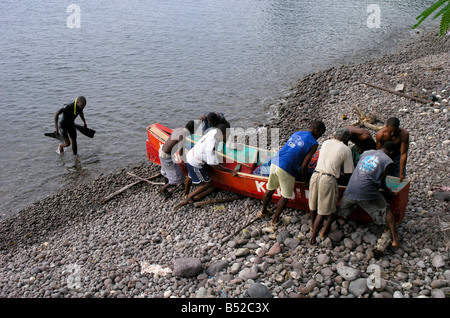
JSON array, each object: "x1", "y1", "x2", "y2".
[
  {"x1": 432, "y1": 1, "x2": 450, "y2": 18},
  {"x1": 413, "y1": 0, "x2": 450, "y2": 36},
  {"x1": 439, "y1": 5, "x2": 450, "y2": 36}
]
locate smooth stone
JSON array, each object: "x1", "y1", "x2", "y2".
[
  {"x1": 349, "y1": 278, "x2": 368, "y2": 297},
  {"x1": 432, "y1": 255, "x2": 446, "y2": 268},
  {"x1": 431, "y1": 289, "x2": 446, "y2": 298},
  {"x1": 235, "y1": 248, "x2": 250, "y2": 257},
  {"x1": 337, "y1": 266, "x2": 359, "y2": 281},
  {"x1": 317, "y1": 254, "x2": 331, "y2": 265},
  {"x1": 173, "y1": 257, "x2": 202, "y2": 278},
  {"x1": 267, "y1": 242, "x2": 281, "y2": 256},
  {"x1": 362, "y1": 233, "x2": 377, "y2": 245},
  {"x1": 343, "y1": 238, "x2": 357, "y2": 250},
  {"x1": 196, "y1": 287, "x2": 207, "y2": 298},
  {"x1": 206, "y1": 260, "x2": 229, "y2": 276},
  {"x1": 328, "y1": 229, "x2": 343, "y2": 242},
  {"x1": 245, "y1": 283, "x2": 273, "y2": 298},
  {"x1": 238, "y1": 267, "x2": 259, "y2": 280},
  {"x1": 300, "y1": 279, "x2": 317, "y2": 295}
]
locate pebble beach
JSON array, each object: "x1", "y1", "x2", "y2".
[{"x1": 1, "y1": 28, "x2": 449, "y2": 300}]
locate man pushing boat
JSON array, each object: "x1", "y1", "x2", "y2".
[
  {"x1": 175, "y1": 124, "x2": 238, "y2": 209},
  {"x1": 308, "y1": 127, "x2": 355, "y2": 244},
  {"x1": 345, "y1": 125, "x2": 376, "y2": 166},
  {"x1": 321, "y1": 141, "x2": 401, "y2": 247},
  {"x1": 200, "y1": 111, "x2": 231, "y2": 132},
  {"x1": 159, "y1": 120, "x2": 195, "y2": 198},
  {"x1": 258, "y1": 120, "x2": 326, "y2": 225},
  {"x1": 376, "y1": 117, "x2": 409, "y2": 181}
]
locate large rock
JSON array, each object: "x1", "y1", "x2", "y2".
[
  {"x1": 337, "y1": 266, "x2": 360, "y2": 281},
  {"x1": 432, "y1": 254, "x2": 446, "y2": 268},
  {"x1": 349, "y1": 278, "x2": 368, "y2": 297},
  {"x1": 206, "y1": 260, "x2": 229, "y2": 276},
  {"x1": 267, "y1": 242, "x2": 281, "y2": 256},
  {"x1": 238, "y1": 266, "x2": 259, "y2": 280},
  {"x1": 317, "y1": 254, "x2": 331, "y2": 265},
  {"x1": 173, "y1": 257, "x2": 202, "y2": 278},
  {"x1": 245, "y1": 283, "x2": 273, "y2": 298}
]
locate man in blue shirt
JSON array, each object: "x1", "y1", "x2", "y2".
[{"x1": 258, "y1": 120, "x2": 326, "y2": 224}]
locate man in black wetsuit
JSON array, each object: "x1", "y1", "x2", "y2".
[{"x1": 54, "y1": 96, "x2": 88, "y2": 155}]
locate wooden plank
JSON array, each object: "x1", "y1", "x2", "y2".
[
  {"x1": 127, "y1": 172, "x2": 164, "y2": 185},
  {"x1": 102, "y1": 180, "x2": 143, "y2": 204},
  {"x1": 359, "y1": 82, "x2": 430, "y2": 104},
  {"x1": 193, "y1": 195, "x2": 242, "y2": 207}
]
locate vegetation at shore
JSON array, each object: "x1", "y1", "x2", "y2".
[{"x1": 414, "y1": 0, "x2": 450, "y2": 36}]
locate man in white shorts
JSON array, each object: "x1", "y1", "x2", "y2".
[{"x1": 308, "y1": 127, "x2": 354, "y2": 244}]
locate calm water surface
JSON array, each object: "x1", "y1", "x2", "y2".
[{"x1": 0, "y1": 0, "x2": 435, "y2": 218}]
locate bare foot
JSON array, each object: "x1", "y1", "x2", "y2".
[{"x1": 258, "y1": 207, "x2": 274, "y2": 218}]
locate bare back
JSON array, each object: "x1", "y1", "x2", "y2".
[{"x1": 345, "y1": 126, "x2": 375, "y2": 150}]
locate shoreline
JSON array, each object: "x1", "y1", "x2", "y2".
[{"x1": 0, "y1": 27, "x2": 448, "y2": 299}]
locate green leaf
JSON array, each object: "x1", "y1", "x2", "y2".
[
  {"x1": 432, "y1": 2, "x2": 450, "y2": 19},
  {"x1": 439, "y1": 6, "x2": 450, "y2": 36},
  {"x1": 413, "y1": 0, "x2": 450, "y2": 36}
]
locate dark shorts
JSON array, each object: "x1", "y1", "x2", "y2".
[
  {"x1": 59, "y1": 123, "x2": 77, "y2": 139},
  {"x1": 390, "y1": 155, "x2": 406, "y2": 178},
  {"x1": 337, "y1": 195, "x2": 388, "y2": 225},
  {"x1": 187, "y1": 163, "x2": 211, "y2": 184}
]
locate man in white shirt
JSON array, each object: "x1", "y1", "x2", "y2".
[
  {"x1": 182, "y1": 124, "x2": 238, "y2": 204},
  {"x1": 309, "y1": 127, "x2": 354, "y2": 244}
]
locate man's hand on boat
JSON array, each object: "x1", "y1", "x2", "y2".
[{"x1": 212, "y1": 164, "x2": 238, "y2": 177}]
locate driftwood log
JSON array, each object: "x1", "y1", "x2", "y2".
[
  {"x1": 349, "y1": 104, "x2": 384, "y2": 131},
  {"x1": 173, "y1": 191, "x2": 242, "y2": 211},
  {"x1": 221, "y1": 215, "x2": 263, "y2": 243},
  {"x1": 358, "y1": 82, "x2": 430, "y2": 104},
  {"x1": 102, "y1": 172, "x2": 162, "y2": 204},
  {"x1": 194, "y1": 195, "x2": 242, "y2": 208},
  {"x1": 101, "y1": 180, "x2": 143, "y2": 204},
  {"x1": 127, "y1": 172, "x2": 165, "y2": 185}
]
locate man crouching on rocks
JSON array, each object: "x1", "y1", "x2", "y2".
[{"x1": 320, "y1": 141, "x2": 401, "y2": 247}]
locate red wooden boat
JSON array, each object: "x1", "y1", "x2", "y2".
[{"x1": 146, "y1": 123, "x2": 409, "y2": 224}]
